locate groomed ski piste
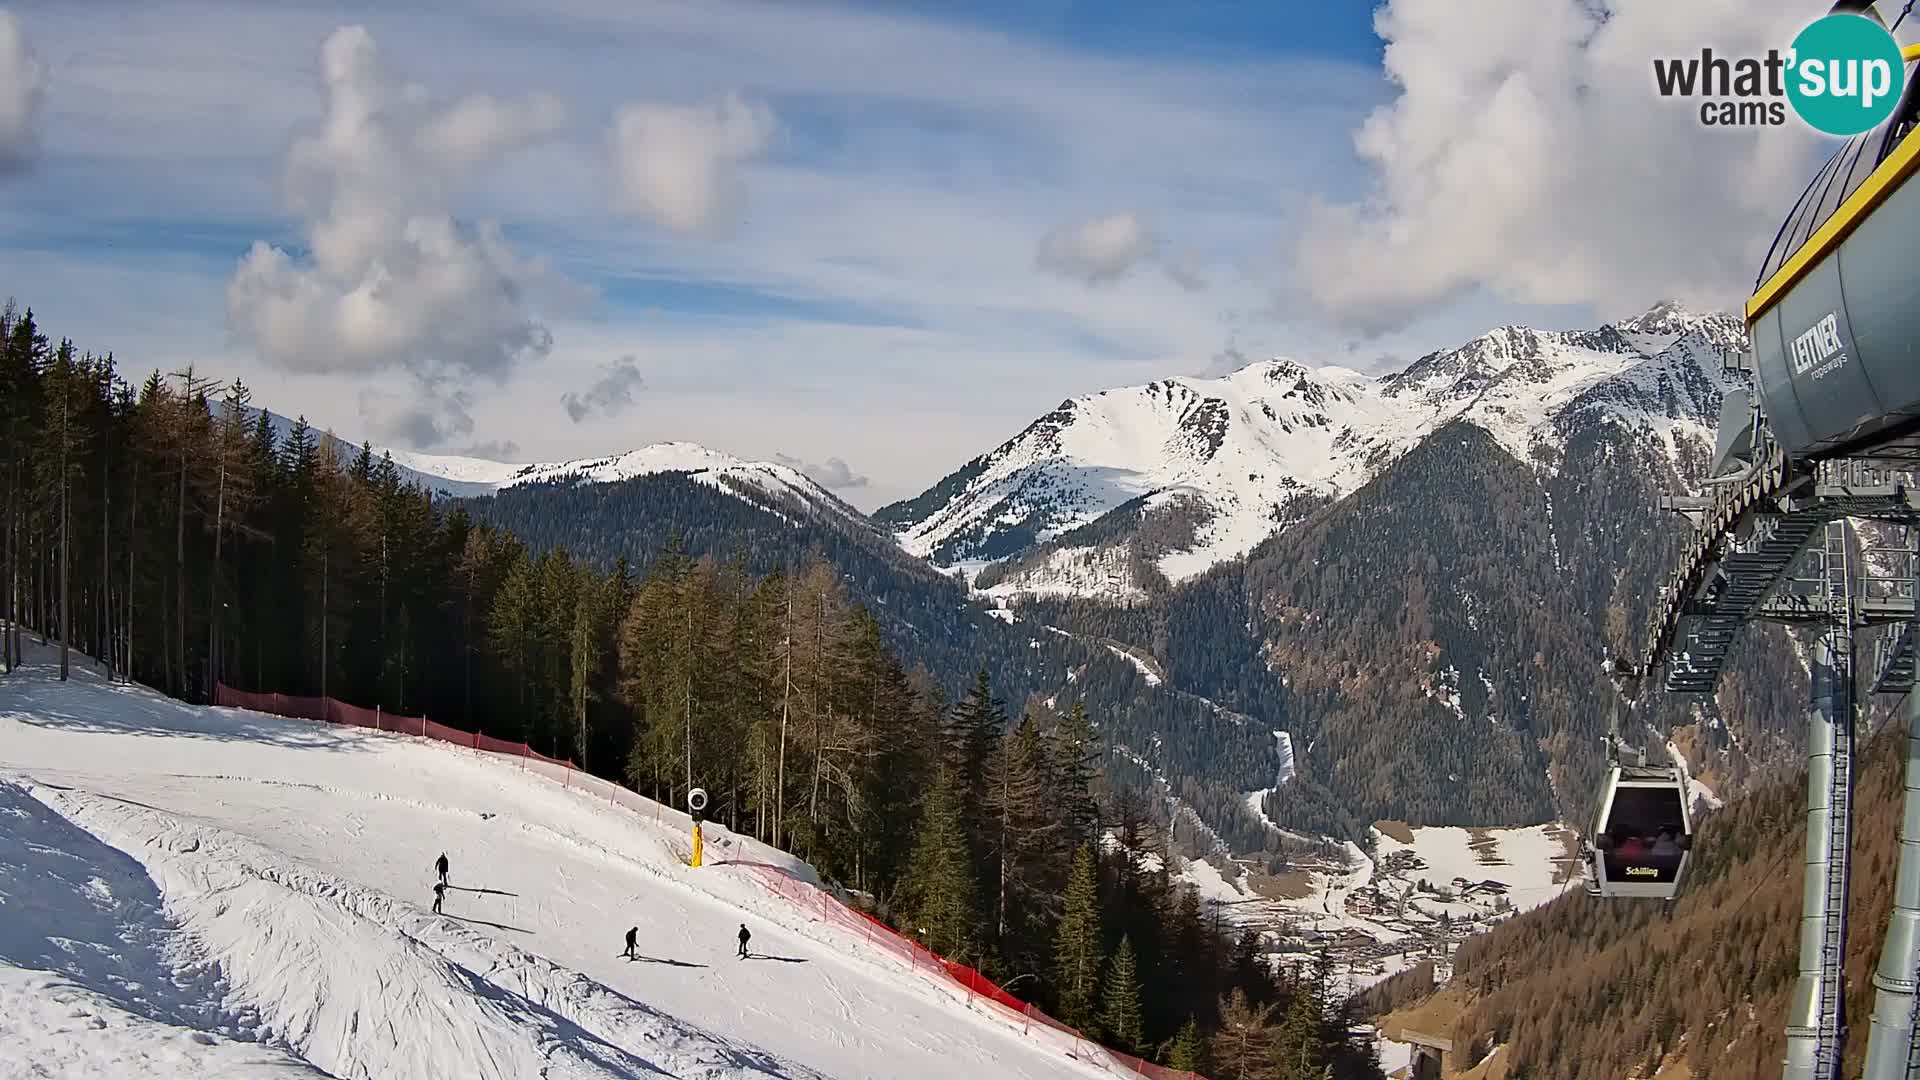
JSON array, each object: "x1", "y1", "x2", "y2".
[{"x1": 0, "y1": 640, "x2": 1134, "y2": 1079}]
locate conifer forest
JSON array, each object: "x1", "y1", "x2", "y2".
[{"x1": 0, "y1": 304, "x2": 1383, "y2": 1077}]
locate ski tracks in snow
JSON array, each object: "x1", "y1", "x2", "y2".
[{"x1": 5, "y1": 777, "x2": 827, "y2": 1080}]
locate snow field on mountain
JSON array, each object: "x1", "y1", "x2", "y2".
[
  {"x1": 0, "y1": 645, "x2": 1121, "y2": 1079},
  {"x1": 886, "y1": 304, "x2": 1746, "y2": 601},
  {"x1": 1368, "y1": 824, "x2": 1580, "y2": 916}
]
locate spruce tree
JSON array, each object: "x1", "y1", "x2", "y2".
[
  {"x1": 904, "y1": 765, "x2": 976, "y2": 962},
  {"x1": 1054, "y1": 842, "x2": 1104, "y2": 1031},
  {"x1": 988, "y1": 710, "x2": 1067, "y2": 974},
  {"x1": 1168, "y1": 1016, "x2": 1205, "y2": 1072},
  {"x1": 1050, "y1": 700, "x2": 1101, "y2": 847},
  {"x1": 1210, "y1": 989, "x2": 1280, "y2": 1080},
  {"x1": 1100, "y1": 934, "x2": 1145, "y2": 1054},
  {"x1": 1272, "y1": 988, "x2": 1326, "y2": 1080}
]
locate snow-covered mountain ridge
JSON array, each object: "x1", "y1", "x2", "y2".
[
  {"x1": 249, "y1": 407, "x2": 871, "y2": 535},
  {"x1": 877, "y1": 301, "x2": 1747, "y2": 601}
]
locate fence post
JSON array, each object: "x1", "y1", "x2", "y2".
[
  {"x1": 421, "y1": 715, "x2": 428, "y2": 738},
  {"x1": 375, "y1": 704, "x2": 382, "y2": 731}
]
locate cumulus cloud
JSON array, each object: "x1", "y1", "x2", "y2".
[
  {"x1": 357, "y1": 384, "x2": 477, "y2": 450},
  {"x1": 609, "y1": 93, "x2": 776, "y2": 233},
  {"x1": 1035, "y1": 211, "x2": 1161, "y2": 284},
  {"x1": 0, "y1": 10, "x2": 47, "y2": 172},
  {"x1": 457, "y1": 439, "x2": 523, "y2": 461},
  {"x1": 1164, "y1": 251, "x2": 1210, "y2": 292},
  {"x1": 226, "y1": 25, "x2": 586, "y2": 387},
  {"x1": 775, "y1": 452, "x2": 870, "y2": 490},
  {"x1": 1298, "y1": 0, "x2": 1826, "y2": 335},
  {"x1": 561, "y1": 355, "x2": 645, "y2": 422},
  {"x1": 1198, "y1": 344, "x2": 1251, "y2": 379}
]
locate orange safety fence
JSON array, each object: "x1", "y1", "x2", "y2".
[{"x1": 212, "y1": 682, "x2": 1204, "y2": 1079}]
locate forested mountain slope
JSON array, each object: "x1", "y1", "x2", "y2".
[
  {"x1": 455, "y1": 475, "x2": 1291, "y2": 851},
  {"x1": 1025, "y1": 412, "x2": 1814, "y2": 832},
  {"x1": 1369, "y1": 704, "x2": 1916, "y2": 1079}
]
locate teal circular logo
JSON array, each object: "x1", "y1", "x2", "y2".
[{"x1": 1786, "y1": 14, "x2": 1908, "y2": 136}]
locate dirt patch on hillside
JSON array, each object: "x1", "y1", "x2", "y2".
[
  {"x1": 1466, "y1": 829, "x2": 1506, "y2": 867},
  {"x1": 1248, "y1": 870, "x2": 1316, "y2": 901},
  {"x1": 1375, "y1": 819, "x2": 1416, "y2": 844},
  {"x1": 1543, "y1": 823, "x2": 1583, "y2": 885},
  {"x1": 1379, "y1": 988, "x2": 1467, "y2": 1049}
]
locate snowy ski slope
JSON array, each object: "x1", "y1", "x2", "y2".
[{"x1": 0, "y1": 643, "x2": 1124, "y2": 1079}]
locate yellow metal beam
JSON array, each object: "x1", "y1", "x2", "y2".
[{"x1": 1747, "y1": 99, "x2": 1920, "y2": 323}]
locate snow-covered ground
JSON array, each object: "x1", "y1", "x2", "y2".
[
  {"x1": 1369, "y1": 823, "x2": 1581, "y2": 917},
  {"x1": 0, "y1": 644, "x2": 1123, "y2": 1079},
  {"x1": 1667, "y1": 739, "x2": 1724, "y2": 813},
  {"x1": 1167, "y1": 819, "x2": 1581, "y2": 1004}
]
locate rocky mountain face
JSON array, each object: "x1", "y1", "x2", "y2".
[
  {"x1": 994, "y1": 303, "x2": 1829, "y2": 838},
  {"x1": 369, "y1": 301, "x2": 1823, "y2": 853},
  {"x1": 880, "y1": 303, "x2": 1751, "y2": 607}
]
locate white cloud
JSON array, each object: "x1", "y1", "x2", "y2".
[
  {"x1": 225, "y1": 24, "x2": 585, "y2": 389},
  {"x1": 608, "y1": 93, "x2": 775, "y2": 233},
  {"x1": 1163, "y1": 251, "x2": 1210, "y2": 292},
  {"x1": 357, "y1": 383, "x2": 477, "y2": 450},
  {"x1": 1298, "y1": 0, "x2": 1831, "y2": 335},
  {"x1": 775, "y1": 452, "x2": 869, "y2": 491},
  {"x1": 1035, "y1": 211, "x2": 1160, "y2": 284},
  {"x1": 458, "y1": 438, "x2": 522, "y2": 460},
  {"x1": 0, "y1": 9, "x2": 46, "y2": 171},
  {"x1": 561, "y1": 355, "x2": 645, "y2": 422}
]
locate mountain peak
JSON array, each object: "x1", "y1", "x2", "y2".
[{"x1": 1614, "y1": 299, "x2": 1713, "y2": 337}]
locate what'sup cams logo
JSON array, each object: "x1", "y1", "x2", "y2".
[{"x1": 1654, "y1": 11, "x2": 1909, "y2": 135}]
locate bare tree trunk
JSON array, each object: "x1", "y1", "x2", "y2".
[
  {"x1": 58, "y1": 388, "x2": 69, "y2": 681},
  {"x1": 463, "y1": 567, "x2": 474, "y2": 721},
  {"x1": 776, "y1": 591, "x2": 793, "y2": 850},
  {"x1": 125, "y1": 458, "x2": 137, "y2": 687},
  {"x1": 175, "y1": 442, "x2": 186, "y2": 697},
  {"x1": 319, "y1": 546, "x2": 328, "y2": 703},
  {"x1": 684, "y1": 593, "x2": 693, "y2": 796},
  {"x1": 208, "y1": 452, "x2": 224, "y2": 698},
  {"x1": 100, "y1": 404, "x2": 110, "y2": 676},
  {"x1": 4, "y1": 466, "x2": 15, "y2": 672}
]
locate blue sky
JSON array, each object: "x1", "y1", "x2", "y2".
[{"x1": 0, "y1": 0, "x2": 1851, "y2": 508}]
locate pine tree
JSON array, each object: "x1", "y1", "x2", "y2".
[
  {"x1": 1055, "y1": 842, "x2": 1104, "y2": 1031},
  {"x1": 36, "y1": 340, "x2": 88, "y2": 680},
  {"x1": 945, "y1": 668, "x2": 1005, "y2": 932},
  {"x1": 988, "y1": 710, "x2": 1068, "y2": 974},
  {"x1": 1272, "y1": 988, "x2": 1326, "y2": 1080},
  {"x1": 1211, "y1": 989, "x2": 1280, "y2": 1080},
  {"x1": 1050, "y1": 700, "x2": 1101, "y2": 847},
  {"x1": 1101, "y1": 934, "x2": 1145, "y2": 1054},
  {"x1": 1168, "y1": 1016, "x2": 1205, "y2": 1072},
  {"x1": 904, "y1": 765, "x2": 976, "y2": 962}
]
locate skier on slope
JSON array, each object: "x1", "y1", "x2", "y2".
[
  {"x1": 432, "y1": 880, "x2": 447, "y2": 915},
  {"x1": 624, "y1": 927, "x2": 638, "y2": 961},
  {"x1": 737, "y1": 923, "x2": 751, "y2": 959},
  {"x1": 435, "y1": 852, "x2": 449, "y2": 885}
]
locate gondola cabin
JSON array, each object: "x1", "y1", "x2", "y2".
[
  {"x1": 1586, "y1": 764, "x2": 1694, "y2": 900},
  {"x1": 1747, "y1": 16, "x2": 1920, "y2": 463}
]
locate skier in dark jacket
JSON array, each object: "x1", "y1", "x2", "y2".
[
  {"x1": 432, "y1": 880, "x2": 446, "y2": 915},
  {"x1": 624, "y1": 927, "x2": 638, "y2": 960},
  {"x1": 435, "y1": 852, "x2": 449, "y2": 885},
  {"x1": 737, "y1": 923, "x2": 751, "y2": 959}
]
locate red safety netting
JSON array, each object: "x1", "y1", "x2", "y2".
[
  {"x1": 726, "y1": 861, "x2": 1210, "y2": 1079},
  {"x1": 214, "y1": 683, "x2": 575, "y2": 770},
  {"x1": 211, "y1": 682, "x2": 1200, "y2": 1078}
]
